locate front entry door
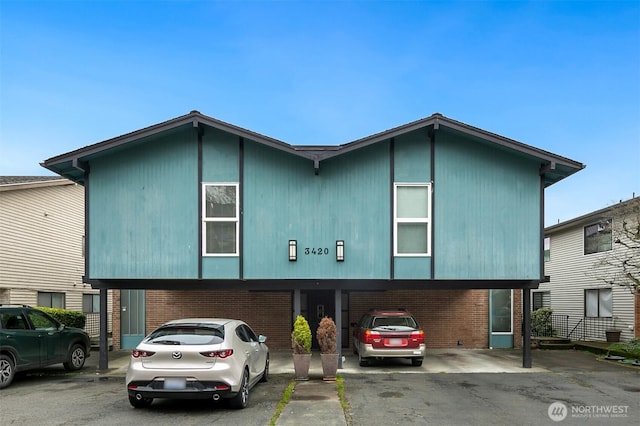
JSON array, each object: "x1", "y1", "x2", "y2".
[
  {"x1": 120, "y1": 289, "x2": 145, "y2": 349},
  {"x1": 305, "y1": 290, "x2": 335, "y2": 350}
]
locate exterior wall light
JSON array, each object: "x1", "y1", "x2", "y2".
[
  {"x1": 289, "y1": 240, "x2": 297, "y2": 261},
  {"x1": 336, "y1": 240, "x2": 344, "y2": 262}
]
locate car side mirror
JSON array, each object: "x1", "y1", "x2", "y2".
[
  {"x1": 58, "y1": 324, "x2": 65, "y2": 331},
  {"x1": 258, "y1": 335, "x2": 267, "y2": 343}
]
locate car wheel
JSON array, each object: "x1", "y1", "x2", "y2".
[
  {"x1": 229, "y1": 369, "x2": 249, "y2": 409},
  {"x1": 128, "y1": 394, "x2": 153, "y2": 408},
  {"x1": 358, "y1": 350, "x2": 369, "y2": 367},
  {"x1": 63, "y1": 344, "x2": 87, "y2": 371},
  {"x1": 260, "y1": 355, "x2": 269, "y2": 383},
  {"x1": 411, "y1": 357, "x2": 423, "y2": 367},
  {"x1": 0, "y1": 354, "x2": 15, "y2": 389}
]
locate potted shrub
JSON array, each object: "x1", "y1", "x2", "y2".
[
  {"x1": 291, "y1": 315, "x2": 312, "y2": 380},
  {"x1": 316, "y1": 316, "x2": 339, "y2": 381}
]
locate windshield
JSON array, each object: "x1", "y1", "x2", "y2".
[{"x1": 146, "y1": 325, "x2": 224, "y2": 345}]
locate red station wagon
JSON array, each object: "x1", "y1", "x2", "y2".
[{"x1": 352, "y1": 309, "x2": 425, "y2": 367}]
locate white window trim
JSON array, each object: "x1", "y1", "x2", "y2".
[
  {"x1": 202, "y1": 183, "x2": 240, "y2": 257},
  {"x1": 393, "y1": 182, "x2": 432, "y2": 257}
]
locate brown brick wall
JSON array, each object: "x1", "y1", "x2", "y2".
[
  {"x1": 112, "y1": 288, "x2": 524, "y2": 351},
  {"x1": 112, "y1": 290, "x2": 292, "y2": 350},
  {"x1": 349, "y1": 289, "x2": 490, "y2": 348}
]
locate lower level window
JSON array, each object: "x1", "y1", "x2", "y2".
[
  {"x1": 491, "y1": 289, "x2": 513, "y2": 333},
  {"x1": 83, "y1": 294, "x2": 100, "y2": 313},
  {"x1": 585, "y1": 288, "x2": 612, "y2": 317},
  {"x1": 37, "y1": 292, "x2": 65, "y2": 309},
  {"x1": 532, "y1": 291, "x2": 550, "y2": 310}
]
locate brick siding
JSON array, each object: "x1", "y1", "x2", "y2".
[{"x1": 112, "y1": 288, "x2": 524, "y2": 350}]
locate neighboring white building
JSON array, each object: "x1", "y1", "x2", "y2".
[
  {"x1": 0, "y1": 176, "x2": 111, "y2": 337},
  {"x1": 536, "y1": 197, "x2": 639, "y2": 342}
]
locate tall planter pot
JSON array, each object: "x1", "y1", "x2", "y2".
[
  {"x1": 293, "y1": 353, "x2": 311, "y2": 381},
  {"x1": 321, "y1": 353, "x2": 339, "y2": 381}
]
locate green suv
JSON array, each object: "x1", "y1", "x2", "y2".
[{"x1": 0, "y1": 305, "x2": 91, "y2": 389}]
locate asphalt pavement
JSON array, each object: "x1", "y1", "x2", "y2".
[{"x1": 82, "y1": 347, "x2": 639, "y2": 425}]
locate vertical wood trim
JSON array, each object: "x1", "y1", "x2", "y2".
[
  {"x1": 430, "y1": 127, "x2": 436, "y2": 279},
  {"x1": 389, "y1": 138, "x2": 395, "y2": 280},
  {"x1": 239, "y1": 137, "x2": 244, "y2": 279},
  {"x1": 197, "y1": 127, "x2": 203, "y2": 279}
]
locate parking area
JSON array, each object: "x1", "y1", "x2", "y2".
[{"x1": 4, "y1": 348, "x2": 639, "y2": 425}]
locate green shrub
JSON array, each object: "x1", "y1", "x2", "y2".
[
  {"x1": 531, "y1": 308, "x2": 554, "y2": 336},
  {"x1": 36, "y1": 306, "x2": 86, "y2": 329},
  {"x1": 291, "y1": 315, "x2": 312, "y2": 354},
  {"x1": 608, "y1": 338, "x2": 640, "y2": 359}
]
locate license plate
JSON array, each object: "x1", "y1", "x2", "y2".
[
  {"x1": 387, "y1": 338, "x2": 404, "y2": 346},
  {"x1": 164, "y1": 378, "x2": 186, "y2": 390}
]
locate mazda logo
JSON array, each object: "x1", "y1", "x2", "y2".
[{"x1": 172, "y1": 352, "x2": 182, "y2": 359}]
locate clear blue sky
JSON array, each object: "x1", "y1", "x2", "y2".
[{"x1": 1, "y1": 0, "x2": 638, "y2": 226}]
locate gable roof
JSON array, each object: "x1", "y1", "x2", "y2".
[
  {"x1": 0, "y1": 176, "x2": 72, "y2": 192},
  {"x1": 41, "y1": 110, "x2": 584, "y2": 186},
  {"x1": 545, "y1": 196, "x2": 640, "y2": 234}
]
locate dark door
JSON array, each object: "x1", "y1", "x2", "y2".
[{"x1": 305, "y1": 290, "x2": 335, "y2": 350}]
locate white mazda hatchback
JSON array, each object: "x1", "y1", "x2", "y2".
[{"x1": 126, "y1": 318, "x2": 268, "y2": 409}]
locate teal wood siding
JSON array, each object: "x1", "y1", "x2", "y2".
[
  {"x1": 201, "y1": 128, "x2": 240, "y2": 278},
  {"x1": 89, "y1": 128, "x2": 199, "y2": 278},
  {"x1": 393, "y1": 129, "x2": 432, "y2": 278},
  {"x1": 434, "y1": 130, "x2": 541, "y2": 279},
  {"x1": 240, "y1": 141, "x2": 390, "y2": 280}
]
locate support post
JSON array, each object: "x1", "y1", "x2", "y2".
[
  {"x1": 99, "y1": 287, "x2": 108, "y2": 370},
  {"x1": 522, "y1": 289, "x2": 532, "y2": 368},
  {"x1": 335, "y1": 289, "x2": 342, "y2": 369}
]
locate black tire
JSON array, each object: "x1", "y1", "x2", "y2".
[
  {"x1": 358, "y1": 351, "x2": 369, "y2": 367},
  {"x1": 229, "y1": 369, "x2": 249, "y2": 409},
  {"x1": 63, "y1": 344, "x2": 87, "y2": 371},
  {"x1": 0, "y1": 354, "x2": 16, "y2": 389},
  {"x1": 128, "y1": 394, "x2": 153, "y2": 408},
  {"x1": 411, "y1": 357, "x2": 423, "y2": 367},
  {"x1": 260, "y1": 355, "x2": 269, "y2": 383}
]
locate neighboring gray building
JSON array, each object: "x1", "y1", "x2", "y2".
[
  {"x1": 537, "y1": 197, "x2": 639, "y2": 342},
  {"x1": 0, "y1": 176, "x2": 111, "y2": 337}
]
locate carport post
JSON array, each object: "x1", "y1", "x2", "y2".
[
  {"x1": 293, "y1": 289, "x2": 301, "y2": 320},
  {"x1": 522, "y1": 289, "x2": 532, "y2": 368},
  {"x1": 335, "y1": 289, "x2": 342, "y2": 369},
  {"x1": 99, "y1": 288, "x2": 108, "y2": 370}
]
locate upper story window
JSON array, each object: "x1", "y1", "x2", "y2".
[
  {"x1": 394, "y1": 183, "x2": 431, "y2": 256},
  {"x1": 584, "y1": 219, "x2": 612, "y2": 255},
  {"x1": 202, "y1": 183, "x2": 239, "y2": 256},
  {"x1": 544, "y1": 237, "x2": 551, "y2": 262}
]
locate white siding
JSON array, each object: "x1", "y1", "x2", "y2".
[
  {"x1": 0, "y1": 181, "x2": 112, "y2": 328},
  {"x1": 538, "y1": 212, "x2": 636, "y2": 342}
]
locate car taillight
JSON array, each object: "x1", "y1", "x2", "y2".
[
  {"x1": 200, "y1": 349, "x2": 234, "y2": 358},
  {"x1": 410, "y1": 330, "x2": 425, "y2": 344},
  {"x1": 131, "y1": 350, "x2": 155, "y2": 358},
  {"x1": 363, "y1": 330, "x2": 381, "y2": 344}
]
